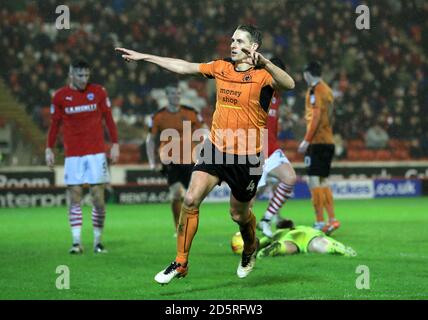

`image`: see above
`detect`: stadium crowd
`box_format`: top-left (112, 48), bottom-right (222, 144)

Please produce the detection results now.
top-left (1, 0), bottom-right (427, 162)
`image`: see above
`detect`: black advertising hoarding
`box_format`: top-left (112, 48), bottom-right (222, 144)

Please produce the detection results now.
top-left (1, 165), bottom-right (427, 208)
top-left (294, 163), bottom-right (428, 179)
top-left (0, 171), bottom-right (55, 188)
top-left (0, 187), bottom-right (67, 208)
top-left (125, 164), bottom-right (428, 184)
top-left (113, 185), bottom-right (169, 204)
top-left (126, 169), bottom-right (168, 186)
top-left (0, 185), bottom-right (170, 208)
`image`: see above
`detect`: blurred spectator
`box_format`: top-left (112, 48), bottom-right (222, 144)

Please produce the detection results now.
top-left (333, 133), bottom-right (347, 159)
top-left (0, 0), bottom-right (427, 162)
top-left (278, 108), bottom-right (298, 140)
top-left (365, 123), bottom-right (390, 149)
top-left (411, 132), bottom-right (428, 158)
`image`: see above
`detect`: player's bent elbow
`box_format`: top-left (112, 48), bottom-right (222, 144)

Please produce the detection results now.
top-left (285, 170), bottom-right (297, 186)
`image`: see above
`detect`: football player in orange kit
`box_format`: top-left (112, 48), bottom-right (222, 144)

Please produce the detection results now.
top-left (298, 61), bottom-right (340, 235)
top-left (116, 24), bottom-right (295, 284)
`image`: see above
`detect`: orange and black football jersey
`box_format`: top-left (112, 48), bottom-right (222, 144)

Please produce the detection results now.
top-left (151, 105), bottom-right (204, 164)
top-left (304, 80), bottom-right (334, 144)
top-left (199, 59), bottom-right (275, 155)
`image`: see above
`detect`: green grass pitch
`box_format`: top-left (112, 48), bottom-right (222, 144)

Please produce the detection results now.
top-left (0, 197), bottom-right (427, 300)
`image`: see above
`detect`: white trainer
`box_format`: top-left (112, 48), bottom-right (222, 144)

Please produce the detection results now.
top-left (154, 261), bottom-right (188, 285)
top-left (237, 239), bottom-right (259, 278)
top-left (69, 243), bottom-right (83, 254)
top-left (313, 221), bottom-right (326, 231)
top-left (257, 219), bottom-right (273, 238)
top-left (94, 243), bottom-right (108, 254)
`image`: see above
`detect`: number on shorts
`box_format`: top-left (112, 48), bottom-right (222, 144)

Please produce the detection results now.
top-left (304, 156), bottom-right (311, 167)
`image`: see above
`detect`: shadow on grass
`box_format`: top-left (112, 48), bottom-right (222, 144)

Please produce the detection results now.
top-left (158, 273), bottom-right (322, 297)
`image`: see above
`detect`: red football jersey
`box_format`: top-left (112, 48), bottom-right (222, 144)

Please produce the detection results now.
top-left (266, 92), bottom-right (281, 157)
top-left (47, 83), bottom-right (118, 157)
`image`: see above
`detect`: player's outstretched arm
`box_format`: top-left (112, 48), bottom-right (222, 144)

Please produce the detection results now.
top-left (115, 48), bottom-right (200, 75)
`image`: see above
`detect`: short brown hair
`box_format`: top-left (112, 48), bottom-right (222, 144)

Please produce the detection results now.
top-left (236, 24), bottom-right (262, 48)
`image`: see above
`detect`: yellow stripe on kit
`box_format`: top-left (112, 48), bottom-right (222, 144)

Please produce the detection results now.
top-left (218, 103), bottom-right (242, 110)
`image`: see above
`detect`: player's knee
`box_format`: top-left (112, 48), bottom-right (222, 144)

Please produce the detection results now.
top-left (284, 241), bottom-right (298, 254)
top-left (170, 188), bottom-right (182, 200)
top-left (282, 170), bottom-right (297, 186)
top-left (69, 189), bottom-right (82, 205)
top-left (276, 164), bottom-right (296, 186)
top-left (308, 176), bottom-right (321, 189)
top-left (183, 192), bottom-right (200, 209)
top-left (308, 237), bottom-right (327, 253)
top-left (170, 183), bottom-right (185, 200)
top-left (171, 194), bottom-right (183, 202)
top-left (230, 208), bottom-right (247, 224)
top-left (320, 177), bottom-right (329, 187)
top-left (91, 195), bottom-right (105, 208)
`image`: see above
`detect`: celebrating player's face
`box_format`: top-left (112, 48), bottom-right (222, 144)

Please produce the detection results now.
top-left (230, 30), bottom-right (254, 62)
top-left (70, 67), bottom-right (90, 90)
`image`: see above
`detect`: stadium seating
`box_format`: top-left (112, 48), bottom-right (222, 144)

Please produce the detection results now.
top-left (347, 139), bottom-right (365, 149)
top-left (374, 150), bottom-right (392, 161)
top-left (117, 143), bottom-right (141, 164)
top-left (0, 1), bottom-right (427, 163)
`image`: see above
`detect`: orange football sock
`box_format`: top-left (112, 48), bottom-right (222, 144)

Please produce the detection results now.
top-left (311, 187), bottom-right (324, 222)
top-left (322, 187), bottom-right (336, 222)
top-left (171, 199), bottom-right (182, 230)
top-left (238, 210), bottom-right (257, 255)
top-left (175, 206), bottom-right (199, 265)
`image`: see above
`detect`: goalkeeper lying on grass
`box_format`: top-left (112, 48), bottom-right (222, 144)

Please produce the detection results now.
top-left (256, 225), bottom-right (356, 259)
